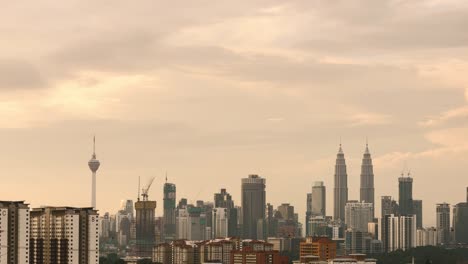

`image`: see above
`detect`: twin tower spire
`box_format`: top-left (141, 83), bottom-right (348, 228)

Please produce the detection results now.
top-left (333, 141), bottom-right (375, 221)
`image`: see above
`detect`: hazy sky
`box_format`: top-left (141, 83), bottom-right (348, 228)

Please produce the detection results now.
top-left (1, 0), bottom-right (468, 227)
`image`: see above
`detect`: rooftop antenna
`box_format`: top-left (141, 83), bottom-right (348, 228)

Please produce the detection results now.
top-left (401, 161), bottom-right (408, 176)
top-left (166, 171), bottom-right (168, 183)
top-left (137, 176), bottom-right (141, 201)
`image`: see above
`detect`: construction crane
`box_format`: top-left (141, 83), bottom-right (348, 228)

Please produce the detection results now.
top-left (141, 176), bottom-right (155, 201)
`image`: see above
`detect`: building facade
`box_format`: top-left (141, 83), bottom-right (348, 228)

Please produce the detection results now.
top-left (334, 145), bottom-right (348, 222)
top-left (360, 143), bottom-right (374, 219)
top-left (381, 196), bottom-right (399, 218)
top-left (453, 202), bottom-right (468, 244)
top-left (30, 206), bottom-right (99, 264)
top-left (0, 201), bottom-right (30, 264)
top-left (412, 200), bottom-right (423, 229)
top-left (135, 200), bottom-right (157, 258)
top-left (398, 175), bottom-right (413, 216)
top-left (436, 203), bottom-right (450, 245)
top-left (345, 201), bottom-right (374, 233)
top-left (380, 214), bottom-right (416, 252)
top-left (164, 182), bottom-right (177, 241)
top-left (416, 227), bottom-right (438, 247)
top-left (212, 207), bottom-right (229, 238)
top-left (312, 182), bottom-right (326, 217)
top-left (214, 188), bottom-right (238, 237)
top-left (241, 175), bottom-right (266, 240)
top-left (299, 237), bottom-right (337, 261)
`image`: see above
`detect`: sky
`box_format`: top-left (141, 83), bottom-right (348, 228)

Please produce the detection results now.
top-left (1, 0), bottom-right (468, 227)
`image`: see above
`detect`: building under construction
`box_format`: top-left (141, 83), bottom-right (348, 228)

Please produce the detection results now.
top-left (135, 177), bottom-right (157, 258)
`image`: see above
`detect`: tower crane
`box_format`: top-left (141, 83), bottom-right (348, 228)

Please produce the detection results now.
top-left (141, 177), bottom-right (155, 201)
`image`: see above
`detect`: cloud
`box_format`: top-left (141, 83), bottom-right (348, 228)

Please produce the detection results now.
top-left (0, 59), bottom-right (46, 90)
top-left (347, 112), bottom-right (393, 127)
top-left (419, 105), bottom-right (468, 127)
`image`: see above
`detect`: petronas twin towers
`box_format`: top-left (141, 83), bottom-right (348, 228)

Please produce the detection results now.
top-left (333, 142), bottom-right (375, 221)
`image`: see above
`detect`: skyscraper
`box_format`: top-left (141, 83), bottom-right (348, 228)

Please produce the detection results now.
top-left (215, 188), bottom-right (235, 208)
top-left (212, 207), bottom-right (229, 238)
top-left (334, 144), bottom-right (348, 221)
top-left (120, 199), bottom-right (134, 218)
top-left (214, 188), bottom-right (238, 236)
top-left (306, 193), bottom-right (312, 236)
top-left (312, 181), bottom-right (326, 217)
top-left (360, 142), bottom-right (374, 218)
top-left (242, 174), bottom-right (266, 239)
top-left (0, 201), bottom-right (30, 264)
top-left (88, 136), bottom-right (101, 209)
top-left (381, 196), bottom-right (399, 218)
top-left (412, 200), bottom-right (423, 229)
top-left (398, 174), bottom-right (413, 216)
top-left (163, 180), bottom-right (176, 241)
top-left (436, 203), bottom-right (450, 245)
top-left (278, 203), bottom-right (295, 220)
top-left (453, 202), bottom-right (468, 244)
top-left (135, 182), bottom-right (157, 258)
top-left (345, 201), bottom-right (374, 232)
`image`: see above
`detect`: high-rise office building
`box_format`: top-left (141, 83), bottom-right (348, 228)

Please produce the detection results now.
top-left (88, 136), bottom-right (101, 209)
top-left (163, 181), bottom-right (177, 241)
top-left (212, 207), bottom-right (229, 238)
top-left (312, 181), bottom-right (326, 217)
top-left (436, 203), bottom-right (450, 245)
top-left (398, 174), bottom-right (413, 216)
top-left (305, 193), bottom-right (312, 236)
top-left (119, 216), bottom-right (131, 246)
top-left (307, 216), bottom-right (330, 237)
top-left (120, 199), bottom-right (134, 218)
top-left (277, 203), bottom-right (294, 221)
top-left (214, 188), bottom-right (238, 237)
top-left (215, 188), bottom-right (235, 208)
top-left (176, 207), bottom-right (208, 240)
top-left (30, 206), bottom-right (99, 264)
top-left (334, 144), bottom-right (348, 221)
top-left (135, 199), bottom-right (157, 257)
top-left (360, 142), bottom-right (375, 219)
top-left (381, 196), bottom-right (393, 217)
top-left (0, 201), bottom-right (30, 264)
top-left (100, 212), bottom-right (111, 238)
top-left (412, 200), bottom-right (423, 229)
top-left (345, 229), bottom-right (373, 254)
top-left (345, 201), bottom-right (374, 232)
top-left (453, 202), bottom-right (468, 244)
top-left (241, 174), bottom-right (266, 239)
top-left (380, 214), bottom-right (416, 252)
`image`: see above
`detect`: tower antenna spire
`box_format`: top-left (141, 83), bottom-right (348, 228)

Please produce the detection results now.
top-left (137, 176), bottom-right (141, 201)
top-left (93, 135), bottom-right (96, 155)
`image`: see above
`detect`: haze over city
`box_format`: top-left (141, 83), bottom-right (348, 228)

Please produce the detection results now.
top-left (2, 0), bottom-right (468, 230)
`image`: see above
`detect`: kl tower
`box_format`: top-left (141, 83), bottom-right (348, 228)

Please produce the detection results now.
top-left (88, 136), bottom-right (101, 208)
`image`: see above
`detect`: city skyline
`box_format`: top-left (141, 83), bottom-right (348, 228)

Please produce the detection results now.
top-left (1, 1), bottom-right (468, 229)
top-left (3, 139), bottom-right (465, 229)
